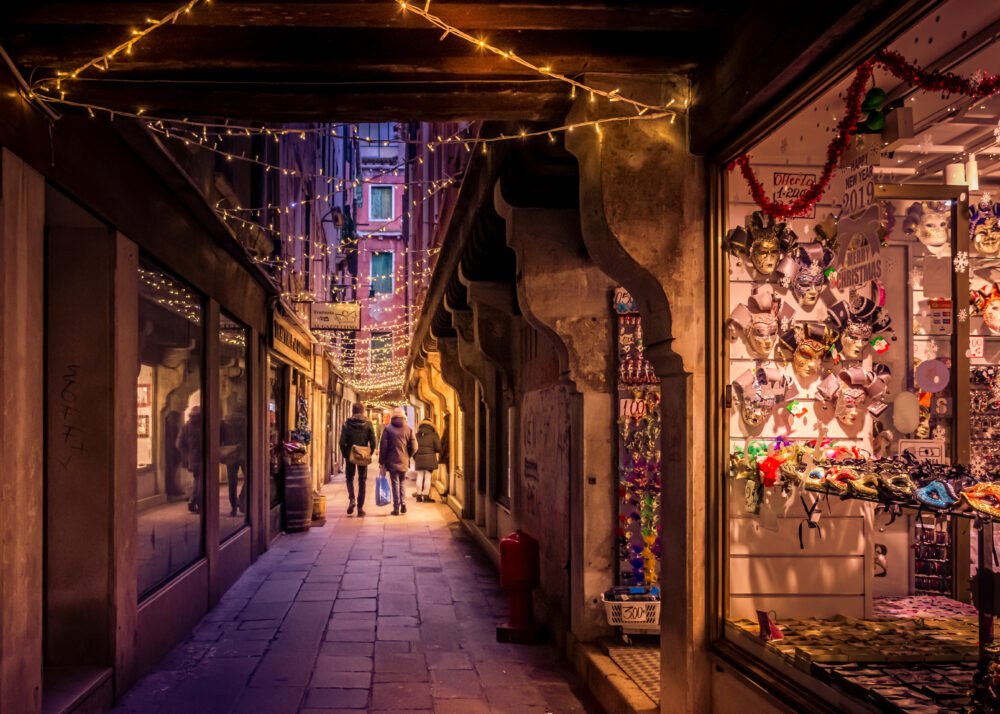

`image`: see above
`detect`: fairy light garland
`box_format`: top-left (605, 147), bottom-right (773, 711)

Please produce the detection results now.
top-left (733, 50), bottom-right (1000, 219)
top-left (397, 0), bottom-right (678, 117)
top-left (32, 0), bottom-right (209, 100)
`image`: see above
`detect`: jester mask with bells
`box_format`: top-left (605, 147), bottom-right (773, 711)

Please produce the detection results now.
top-left (732, 367), bottom-right (798, 427)
top-left (730, 284), bottom-right (795, 357)
top-left (727, 210), bottom-right (797, 276)
top-left (776, 242), bottom-right (835, 308)
top-left (903, 201), bottom-right (951, 256)
top-left (826, 288), bottom-right (892, 361)
top-left (971, 283), bottom-right (1000, 335)
top-left (971, 196), bottom-right (1000, 256)
top-left (817, 358), bottom-right (891, 427)
top-left (779, 323), bottom-right (838, 379)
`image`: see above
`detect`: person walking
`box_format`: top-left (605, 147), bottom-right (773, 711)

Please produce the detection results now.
top-left (378, 406), bottom-right (417, 516)
top-left (413, 419), bottom-right (442, 503)
top-left (339, 403), bottom-right (376, 516)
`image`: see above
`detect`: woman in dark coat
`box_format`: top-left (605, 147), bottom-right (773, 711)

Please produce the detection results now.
top-left (413, 419), bottom-right (442, 503)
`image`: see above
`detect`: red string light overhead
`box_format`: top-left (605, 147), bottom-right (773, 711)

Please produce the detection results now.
top-left (731, 50), bottom-right (1000, 219)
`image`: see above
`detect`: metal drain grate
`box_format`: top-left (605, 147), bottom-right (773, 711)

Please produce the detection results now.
top-left (608, 645), bottom-right (660, 705)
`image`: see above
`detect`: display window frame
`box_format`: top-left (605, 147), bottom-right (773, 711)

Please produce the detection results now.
top-left (218, 310), bottom-right (252, 544)
top-left (705, 7), bottom-right (996, 709)
top-left (136, 255), bottom-right (208, 602)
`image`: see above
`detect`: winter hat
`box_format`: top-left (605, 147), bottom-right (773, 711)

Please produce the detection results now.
top-left (392, 407), bottom-right (405, 418)
top-left (352, 403), bottom-right (364, 415)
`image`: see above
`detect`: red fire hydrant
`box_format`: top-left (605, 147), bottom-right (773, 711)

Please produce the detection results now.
top-left (497, 530), bottom-right (542, 644)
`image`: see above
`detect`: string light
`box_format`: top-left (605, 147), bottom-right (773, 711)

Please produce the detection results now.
top-left (398, 0), bottom-right (677, 116)
top-left (32, 0), bottom-right (209, 98)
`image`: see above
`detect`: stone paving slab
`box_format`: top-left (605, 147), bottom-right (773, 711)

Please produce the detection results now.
top-left (112, 483), bottom-right (602, 714)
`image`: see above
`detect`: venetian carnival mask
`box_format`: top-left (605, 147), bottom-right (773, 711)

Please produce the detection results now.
top-left (730, 285), bottom-right (794, 357)
top-left (903, 201), bottom-right (951, 255)
top-left (818, 359), bottom-right (890, 427)
top-left (732, 367), bottom-right (796, 427)
top-left (777, 243), bottom-right (834, 308)
top-left (826, 289), bottom-right (891, 362)
top-left (727, 211), bottom-right (797, 276)
top-left (972, 197), bottom-right (1000, 256)
top-left (780, 323), bottom-right (837, 379)
top-left (972, 284), bottom-right (1000, 334)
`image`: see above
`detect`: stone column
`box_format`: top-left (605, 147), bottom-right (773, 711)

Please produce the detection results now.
top-left (566, 75), bottom-right (709, 713)
top-left (495, 189), bottom-right (617, 645)
top-left (0, 148), bottom-right (44, 714)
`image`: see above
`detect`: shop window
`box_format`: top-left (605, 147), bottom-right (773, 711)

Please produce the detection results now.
top-left (268, 361), bottom-right (286, 508)
top-left (719, 8), bottom-right (996, 706)
top-left (371, 331), bottom-right (391, 367)
top-left (369, 185), bottom-right (393, 221)
top-left (370, 251), bottom-right (393, 295)
top-left (136, 262), bottom-right (204, 599)
top-left (219, 313), bottom-right (249, 541)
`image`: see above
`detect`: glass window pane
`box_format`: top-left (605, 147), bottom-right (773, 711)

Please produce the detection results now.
top-left (269, 361), bottom-right (285, 508)
top-left (371, 252), bottom-right (393, 295)
top-left (219, 314), bottom-right (249, 541)
top-left (137, 262), bottom-right (203, 599)
top-left (370, 185), bottom-right (392, 220)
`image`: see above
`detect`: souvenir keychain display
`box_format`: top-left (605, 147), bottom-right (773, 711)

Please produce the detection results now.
top-left (614, 289), bottom-right (661, 588)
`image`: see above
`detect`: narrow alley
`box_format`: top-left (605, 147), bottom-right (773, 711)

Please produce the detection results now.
top-left (3, 2), bottom-right (1000, 714)
top-left (112, 482), bottom-right (600, 714)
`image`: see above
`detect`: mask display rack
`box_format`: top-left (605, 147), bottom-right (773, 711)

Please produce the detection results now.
top-left (723, 182), bottom-right (1000, 705)
top-left (613, 288), bottom-right (661, 589)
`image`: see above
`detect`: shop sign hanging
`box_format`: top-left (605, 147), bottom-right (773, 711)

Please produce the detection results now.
top-left (834, 204), bottom-right (882, 292)
top-left (839, 141), bottom-right (881, 215)
top-left (772, 171), bottom-right (818, 219)
top-left (272, 314), bottom-right (313, 372)
top-left (310, 302), bottom-right (361, 331)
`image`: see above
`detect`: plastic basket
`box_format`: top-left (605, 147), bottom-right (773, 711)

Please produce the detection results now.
top-left (601, 596), bottom-right (660, 633)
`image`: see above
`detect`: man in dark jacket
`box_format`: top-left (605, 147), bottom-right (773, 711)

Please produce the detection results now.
top-left (339, 403), bottom-right (376, 516)
top-left (413, 419), bottom-right (442, 503)
top-left (378, 407), bottom-right (418, 516)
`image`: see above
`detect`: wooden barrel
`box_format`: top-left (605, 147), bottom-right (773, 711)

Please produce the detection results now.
top-left (284, 462), bottom-right (313, 532)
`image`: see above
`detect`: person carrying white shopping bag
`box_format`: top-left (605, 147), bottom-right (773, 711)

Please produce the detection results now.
top-left (413, 419), bottom-right (442, 503)
top-left (378, 407), bottom-right (417, 516)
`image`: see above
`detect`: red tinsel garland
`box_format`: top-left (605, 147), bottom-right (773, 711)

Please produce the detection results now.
top-left (732, 50), bottom-right (1000, 219)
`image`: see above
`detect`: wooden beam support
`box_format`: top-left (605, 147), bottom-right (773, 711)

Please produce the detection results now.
top-left (45, 83), bottom-right (573, 121)
top-left (5, 2), bottom-right (724, 33)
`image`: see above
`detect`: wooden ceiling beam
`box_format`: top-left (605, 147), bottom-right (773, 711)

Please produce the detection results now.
top-left (5, 2), bottom-right (721, 33)
top-left (3, 26), bottom-right (705, 73)
top-left (46, 83), bottom-right (572, 121)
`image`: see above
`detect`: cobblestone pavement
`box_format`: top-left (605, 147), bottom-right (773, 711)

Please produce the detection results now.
top-left (114, 481), bottom-right (602, 713)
